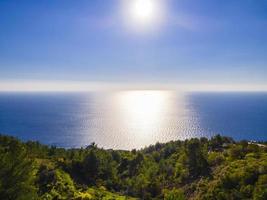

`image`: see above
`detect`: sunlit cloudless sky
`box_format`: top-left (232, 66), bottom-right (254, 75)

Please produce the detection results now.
top-left (0, 0), bottom-right (267, 88)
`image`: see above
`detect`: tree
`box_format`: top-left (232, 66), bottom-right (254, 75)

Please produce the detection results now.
top-left (83, 150), bottom-right (99, 184)
top-left (129, 153), bottom-right (144, 176)
top-left (184, 139), bottom-right (209, 178)
top-left (0, 137), bottom-right (37, 200)
top-left (209, 134), bottom-right (224, 150)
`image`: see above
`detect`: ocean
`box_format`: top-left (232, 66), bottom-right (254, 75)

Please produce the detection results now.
top-left (0, 91), bottom-right (266, 149)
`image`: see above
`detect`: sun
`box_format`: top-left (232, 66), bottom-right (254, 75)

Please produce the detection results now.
top-left (123, 0), bottom-right (163, 30)
top-left (130, 0), bottom-right (156, 23)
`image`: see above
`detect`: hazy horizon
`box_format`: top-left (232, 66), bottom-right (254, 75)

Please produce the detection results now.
top-left (1, 81), bottom-right (267, 92)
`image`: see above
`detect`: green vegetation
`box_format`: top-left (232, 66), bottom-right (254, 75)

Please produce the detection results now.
top-left (0, 134), bottom-right (267, 200)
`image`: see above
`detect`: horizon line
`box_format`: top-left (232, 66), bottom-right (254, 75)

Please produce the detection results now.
top-left (0, 81), bottom-right (267, 92)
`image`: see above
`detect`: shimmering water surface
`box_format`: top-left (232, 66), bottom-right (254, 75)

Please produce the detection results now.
top-left (0, 91), bottom-right (267, 149)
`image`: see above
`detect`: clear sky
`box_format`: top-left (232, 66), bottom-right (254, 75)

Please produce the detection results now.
top-left (0, 0), bottom-right (267, 90)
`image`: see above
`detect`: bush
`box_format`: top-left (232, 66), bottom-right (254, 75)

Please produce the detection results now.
top-left (164, 189), bottom-right (185, 200)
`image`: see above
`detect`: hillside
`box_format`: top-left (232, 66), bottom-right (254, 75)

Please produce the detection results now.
top-left (0, 134), bottom-right (267, 200)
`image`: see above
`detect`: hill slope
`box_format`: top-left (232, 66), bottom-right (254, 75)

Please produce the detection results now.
top-left (0, 134), bottom-right (267, 200)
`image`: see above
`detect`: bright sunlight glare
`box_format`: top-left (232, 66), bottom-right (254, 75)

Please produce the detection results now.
top-left (131, 0), bottom-right (156, 23)
top-left (116, 90), bottom-right (170, 137)
top-left (122, 0), bottom-right (164, 31)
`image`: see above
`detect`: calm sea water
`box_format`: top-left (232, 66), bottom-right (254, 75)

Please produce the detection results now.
top-left (0, 91), bottom-right (266, 149)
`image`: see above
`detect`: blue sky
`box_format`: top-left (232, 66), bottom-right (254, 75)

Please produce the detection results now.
top-left (0, 0), bottom-right (267, 89)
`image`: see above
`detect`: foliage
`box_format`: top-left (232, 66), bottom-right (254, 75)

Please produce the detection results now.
top-left (0, 135), bottom-right (37, 200)
top-left (0, 134), bottom-right (267, 199)
top-left (164, 189), bottom-right (185, 200)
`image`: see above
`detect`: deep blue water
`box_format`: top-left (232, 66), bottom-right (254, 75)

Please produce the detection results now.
top-left (0, 91), bottom-right (266, 149)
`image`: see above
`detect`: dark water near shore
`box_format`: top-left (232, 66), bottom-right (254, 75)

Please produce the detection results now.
top-left (0, 91), bottom-right (266, 149)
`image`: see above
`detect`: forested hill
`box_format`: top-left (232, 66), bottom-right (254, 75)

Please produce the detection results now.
top-left (0, 134), bottom-right (267, 200)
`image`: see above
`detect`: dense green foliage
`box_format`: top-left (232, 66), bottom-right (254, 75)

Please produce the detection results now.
top-left (0, 134), bottom-right (267, 200)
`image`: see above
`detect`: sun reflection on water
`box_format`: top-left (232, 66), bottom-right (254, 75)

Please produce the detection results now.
top-left (116, 90), bottom-right (170, 139)
top-left (86, 90), bottom-right (198, 150)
